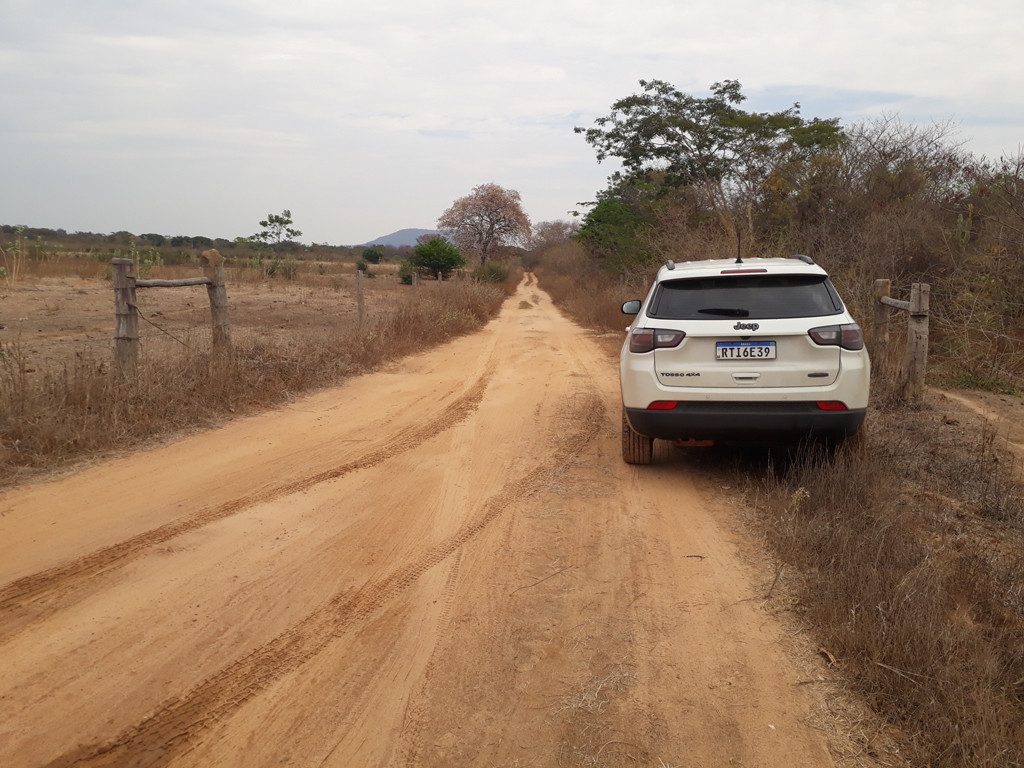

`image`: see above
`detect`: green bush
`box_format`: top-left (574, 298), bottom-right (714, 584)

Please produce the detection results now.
top-left (399, 259), bottom-right (415, 285)
top-left (411, 236), bottom-right (464, 279)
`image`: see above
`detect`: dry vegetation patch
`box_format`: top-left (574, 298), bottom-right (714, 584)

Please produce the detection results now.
top-left (746, 386), bottom-right (1024, 767)
top-left (0, 262), bottom-right (517, 486)
top-left (672, 381), bottom-right (1024, 767)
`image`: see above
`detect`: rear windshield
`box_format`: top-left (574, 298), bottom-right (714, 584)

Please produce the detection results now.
top-left (648, 274), bottom-right (843, 320)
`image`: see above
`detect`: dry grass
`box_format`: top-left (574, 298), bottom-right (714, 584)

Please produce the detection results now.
top-left (0, 266), bottom-right (516, 486)
top-left (693, 368), bottom-right (1024, 768)
top-left (747, 398), bottom-right (1024, 767)
top-left (533, 242), bottom-right (647, 332)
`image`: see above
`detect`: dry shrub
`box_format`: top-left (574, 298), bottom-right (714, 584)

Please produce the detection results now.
top-left (368, 278), bottom-right (505, 361)
top-left (540, 270), bottom-right (635, 332)
top-left (753, 398), bottom-right (1024, 767)
top-left (0, 279), bottom-right (506, 486)
top-left (534, 242), bottom-right (645, 332)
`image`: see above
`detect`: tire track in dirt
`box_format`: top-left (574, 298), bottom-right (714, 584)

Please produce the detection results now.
top-left (389, 545), bottom-right (469, 768)
top-left (42, 390), bottom-right (606, 768)
top-left (395, 319), bottom-right (613, 768)
top-left (317, 546), bottom-right (468, 768)
top-left (0, 373), bottom-right (493, 643)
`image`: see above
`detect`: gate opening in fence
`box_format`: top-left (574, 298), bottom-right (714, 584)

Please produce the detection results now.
top-left (112, 250), bottom-right (231, 370)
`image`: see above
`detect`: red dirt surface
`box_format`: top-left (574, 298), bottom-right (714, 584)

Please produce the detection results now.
top-left (1, 277), bottom-right (852, 767)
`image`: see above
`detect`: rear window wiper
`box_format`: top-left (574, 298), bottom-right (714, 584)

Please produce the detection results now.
top-left (696, 307), bottom-right (749, 317)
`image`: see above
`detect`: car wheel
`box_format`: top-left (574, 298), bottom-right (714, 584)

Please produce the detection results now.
top-left (622, 408), bottom-right (653, 465)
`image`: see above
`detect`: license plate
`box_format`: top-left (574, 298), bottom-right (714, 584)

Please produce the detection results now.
top-left (716, 341), bottom-right (777, 360)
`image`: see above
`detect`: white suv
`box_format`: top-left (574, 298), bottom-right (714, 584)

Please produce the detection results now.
top-left (620, 255), bottom-right (870, 463)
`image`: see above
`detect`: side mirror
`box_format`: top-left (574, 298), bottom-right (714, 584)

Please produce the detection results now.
top-left (621, 300), bottom-right (641, 315)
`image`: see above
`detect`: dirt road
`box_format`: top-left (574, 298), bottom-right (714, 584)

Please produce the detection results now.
top-left (0, 276), bottom-right (838, 767)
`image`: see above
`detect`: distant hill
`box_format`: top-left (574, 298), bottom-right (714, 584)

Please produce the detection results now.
top-left (361, 228), bottom-right (442, 248)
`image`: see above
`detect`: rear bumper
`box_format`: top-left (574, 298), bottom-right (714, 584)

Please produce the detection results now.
top-left (625, 402), bottom-right (867, 442)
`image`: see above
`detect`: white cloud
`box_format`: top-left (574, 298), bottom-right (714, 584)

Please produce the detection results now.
top-left (1, 0), bottom-right (1023, 243)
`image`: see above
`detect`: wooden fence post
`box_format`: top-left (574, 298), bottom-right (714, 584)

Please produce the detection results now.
top-left (200, 249), bottom-right (231, 354)
top-left (872, 278), bottom-right (891, 354)
top-left (112, 258), bottom-right (139, 370)
top-left (356, 268), bottom-right (365, 325)
top-left (874, 279), bottom-right (931, 401)
top-left (903, 282), bottom-right (930, 400)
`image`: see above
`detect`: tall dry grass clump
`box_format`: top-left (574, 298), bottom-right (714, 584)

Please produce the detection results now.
top-left (0, 276), bottom-right (509, 486)
top-left (534, 241), bottom-right (645, 332)
top-left (755, 402), bottom-right (1024, 767)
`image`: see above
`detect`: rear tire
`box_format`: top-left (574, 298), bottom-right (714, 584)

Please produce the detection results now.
top-left (622, 408), bottom-right (653, 465)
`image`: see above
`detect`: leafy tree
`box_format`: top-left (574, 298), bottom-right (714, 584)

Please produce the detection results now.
top-left (575, 197), bottom-right (655, 272)
top-left (410, 236), bottom-right (465, 279)
top-left (361, 245), bottom-right (384, 264)
top-left (576, 79), bottom-right (842, 187)
top-left (575, 79), bottom-right (845, 239)
top-left (437, 183), bottom-right (531, 264)
top-left (254, 209), bottom-right (302, 250)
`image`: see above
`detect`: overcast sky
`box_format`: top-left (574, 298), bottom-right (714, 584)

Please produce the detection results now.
top-left (2, 1), bottom-right (1022, 246)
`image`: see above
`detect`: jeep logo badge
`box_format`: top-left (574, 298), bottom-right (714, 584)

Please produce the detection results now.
top-left (734, 321), bottom-right (760, 331)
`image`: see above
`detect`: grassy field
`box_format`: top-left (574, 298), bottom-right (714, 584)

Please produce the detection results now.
top-left (0, 256), bottom-right (517, 486)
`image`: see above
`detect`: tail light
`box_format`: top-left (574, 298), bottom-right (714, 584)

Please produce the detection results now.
top-left (816, 401), bottom-right (849, 411)
top-left (808, 323), bottom-right (864, 351)
top-left (629, 328), bottom-right (686, 353)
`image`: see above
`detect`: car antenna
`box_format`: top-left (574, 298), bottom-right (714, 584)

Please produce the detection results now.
top-left (735, 231), bottom-right (743, 264)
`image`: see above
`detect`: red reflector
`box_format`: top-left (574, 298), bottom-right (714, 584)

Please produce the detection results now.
top-left (647, 401), bottom-right (678, 410)
top-left (816, 401), bottom-right (848, 411)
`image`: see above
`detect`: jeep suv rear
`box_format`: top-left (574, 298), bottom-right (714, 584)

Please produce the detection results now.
top-left (620, 256), bottom-right (870, 463)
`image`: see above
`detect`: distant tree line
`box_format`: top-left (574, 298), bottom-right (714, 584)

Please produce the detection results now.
top-left (0, 223), bottom-right (414, 264)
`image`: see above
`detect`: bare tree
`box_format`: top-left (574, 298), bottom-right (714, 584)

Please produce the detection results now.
top-left (529, 219), bottom-right (578, 251)
top-left (438, 183), bottom-right (531, 264)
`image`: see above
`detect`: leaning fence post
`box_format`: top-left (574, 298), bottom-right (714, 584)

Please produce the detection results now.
top-left (903, 282), bottom-right (930, 400)
top-left (201, 249), bottom-right (231, 355)
top-left (872, 278), bottom-right (891, 354)
top-left (112, 258), bottom-right (139, 370)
